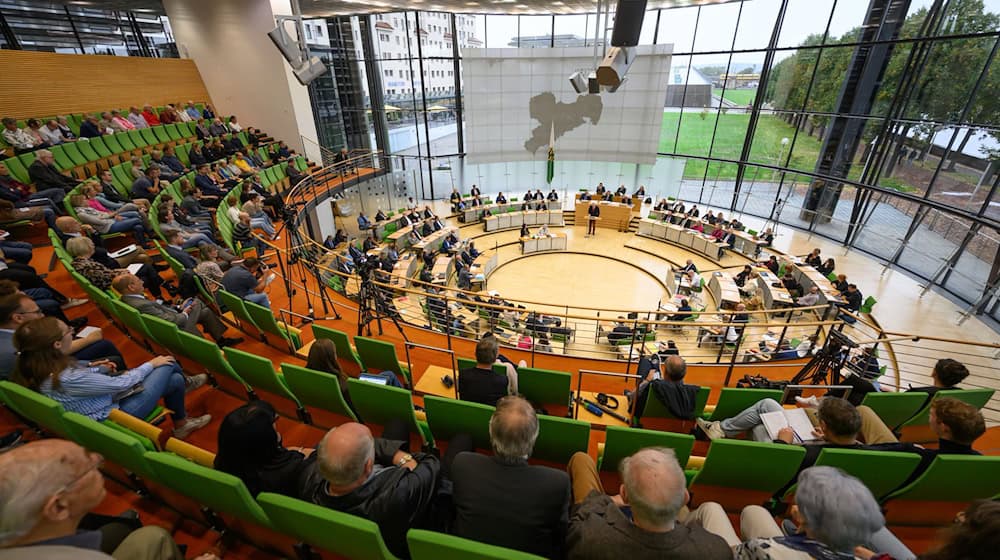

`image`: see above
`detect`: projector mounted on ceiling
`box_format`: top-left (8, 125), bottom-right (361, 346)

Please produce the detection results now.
top-left (566, 0), bottom-right (646, 94)
top-left (268, 15), bottom-right (329, 86)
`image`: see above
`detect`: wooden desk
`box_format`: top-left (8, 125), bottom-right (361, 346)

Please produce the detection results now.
top-left (459, 202), bottom-right (521, 223)
top-left (575, 192), bottom-right (642, 211)
top-left (574, 391), bottom-right (630, 427)
top-left (387, 223), bottom-right (416, 250)
top-left (484, 210), bottom-right (564, 232)
top-left (389, 253), bottom-right (417, 287)
top-left (430, 255), bottom-right (452, 284)
top-left (636, 218), bottom-right (725, 262)
top-left (708, 272), bottom-right (742, 309)
top-left (756, 269), bottom-right (795, 308)
top-left (731, 230), bottom-right (765, 258)
top-left (416, 364), bottom-right (458, 399)
top-left (521, 233), bottom-right (568, 254)
top-left (789, 262), bottom-right (845, 305)
top-left (469, 250), bottom-right (497, 291)
top-left (413, 226), bottom-right (457, 254)
top-left (574, 201), bottom-right (632, 231)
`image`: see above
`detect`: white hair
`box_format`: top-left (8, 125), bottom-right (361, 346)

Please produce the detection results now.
top-left (620, 447), bottom-right (686, 528)
top-left (0, 443), bottom-right (79, 545)
top-left (795, 466), bottom-right (884, 552)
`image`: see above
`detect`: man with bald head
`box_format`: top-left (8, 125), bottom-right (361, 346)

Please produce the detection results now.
top-left (566, 447), bottom-right (736, 559)
top-left (299, 419), bottom-right (446, 557)
top-left (450, 395), bottom-right (570, 558)
top-left (0, 439), bottom-right (207, 559)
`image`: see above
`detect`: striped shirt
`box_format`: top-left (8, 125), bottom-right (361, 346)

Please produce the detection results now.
top-left (40, 362), bottom-right (154, 421)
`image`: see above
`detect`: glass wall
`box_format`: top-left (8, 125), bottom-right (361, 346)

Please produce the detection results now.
top-left (310, 0), bottom-right (1000, 323)
top-left (0, 1), bottom-right (176, 57)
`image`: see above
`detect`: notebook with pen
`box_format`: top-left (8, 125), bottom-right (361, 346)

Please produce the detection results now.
top-left (760, 408), bottom-right (820, 443)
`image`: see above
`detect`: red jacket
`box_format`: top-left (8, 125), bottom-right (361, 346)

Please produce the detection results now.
top-left (142, 110), bottom-right (161, 125)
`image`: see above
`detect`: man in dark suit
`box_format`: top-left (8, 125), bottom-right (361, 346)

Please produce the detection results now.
top-left (113, 273), bottom-right (242, 347)
top-left (458, 337), bottom-right (515, 406)
top-left (586, 202), bottom-right (600, 236)
top-left (566, 447), bottom-right (736, 559)
top-left (27, 149), bottom-right (77, 191)
top-left (165, 230), bottom-right (198, 269)
top-left (450, 396), bottom-right (571, 558)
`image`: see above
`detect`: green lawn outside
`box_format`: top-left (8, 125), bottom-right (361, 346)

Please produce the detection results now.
top-left (712, 88), bottom-right (757, 106)
top-left (659, 111), bottom-right (823, 180)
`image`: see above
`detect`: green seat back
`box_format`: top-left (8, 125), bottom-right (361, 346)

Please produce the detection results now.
top-left (600, 425), bottom-right (695, 471)
top-left (691, 439), bottom-right (805, 493)
top-left (165, 123), bottom-right (183, 140)
top-left (639, 385), bottom-right (710, 421)
top-left (3, 154), bottom-right (31, 183)
top-left (407, 529), bottom-right (544, 560)
top-left (311, 324), bottom-right (364, 372)
top-left (144, 451), bottom-right (270, 526)
top-left (223, 347), bottom-right (301, 406)
top-left (62, 411), bottom-right (156, 479)
top-left (102, 133), bottom-right (124, 154)
top-left (423, 395), bottom-right (492, 449)
top-left (62, 141), bottom-right (89, 166)
top-left (901, 389), bottom-right (995, 427)
top-left (140, 127), bottom-right (158, 146)
top-left (50, 145), bottom-right (75, 171)
top-left (116, 130), bottom-right (137, 151)
top-left (813, 448), bottom-right (922, 499)
top-left (706, 388), bottom-right (784, 421)
top-left (517, 367), bottom-right (572, 409)
top-left (281, 363), bottom-right (358, 421)
top-left (175, 330), bottom-right (249, 390)
top-left (141, 314), bottom-right (184, 354)
top-left (860, 296), bottom-right (878, 313)
top-left (534, 414), bottom-right (590, 463)
top-left (76, 138), bottom-right (101, 162)
top-left (885, 455), bottom-right (1000, 503)
top-left (0, 380), bottom-right (69, 437)
top-left (217, 289), bottom-right (255, 327)
top-left (258, 493), bottom-right (398, 560)
top-left (346, 379), bottom-right (431, 444)
top-left (859, 392), bottom-right (930, 430)
top-left (108, 299), bottom-right (155, 343)
top-left (176, 143), bottom-right (191, 166)
top-left (355, 336), bottom-right (411, 385)
top-left (245, 300), bottom-right (300, 349)
top-left (152, 125), bottom-right (171, 143)
top-left (90, 136), bottom-right (113, 158)
top-left (128, 129), bottom-right (147, 148)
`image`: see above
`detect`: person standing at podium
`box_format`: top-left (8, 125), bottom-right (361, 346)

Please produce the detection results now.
top-left (586, 202), bottom-right (600, 237)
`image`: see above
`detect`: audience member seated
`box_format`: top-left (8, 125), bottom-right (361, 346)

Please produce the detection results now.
top-left (125, 106), bottom-right (148, 129)
top-left (0, 291), bottom-right (123, 379)
top-left (796, 285), bottom-right (821, 307)
top-left (208, 117), bottom-right (227, 136)
top-left (70, 194), bottom-right (150, 248)
top-left (0, 439), bottom-right (216, 559)
top-left (629, 356), bottom-right (700, 420)
top-left (566, 447), bottom-right (736, 559)
top-left (458, 336), bottom-right (519, 406)
top-left (77, 115), bottom-right (103, 138)
top-left (735, 467), bottom-right (886, 560)
top-left (306, 338), bottom-right (400, 419)
top-left (804, 248), bottom-right (822, 267)
top-left (28, 149), bottom-right (77, 192)
top-left (298, 417), bottom-right (461, 558)
top-left (817, 257), bottom-right (836, 276)
top-left (113, 273), bottom-right (239, 347)
top-left (832, 273), bottom-right (849, 294)
top-left (2, 117), bottom-right (44, 153)
top-left (39, 119), bottom-right (67, 146)
top-left (214, 400), bottom-right (312, 497)
top-left (221, 257), bottom-right (270, 308)
top-left (860, 499), bottom-right (1000, 560)
top-left (54, 217), bottom-right (148, 269)
top-left (0, 160), bottom-right (65, 213)
top-left (131, 166), bottom-right (164, 201)
top-left (451, 396), bottom-right (571, 557)
top-left (67, 236), bottom-right (164, 298)
top-left (232, 212), bottom-right (265, 256)
top-left (11, 316), bottom-right (210, 436)
top-left (140, 104), bottom-right (160, 126)
top-left (837, 283), bottom-right (863, 322)
top-left (762, 255), bottom-right (780, 273)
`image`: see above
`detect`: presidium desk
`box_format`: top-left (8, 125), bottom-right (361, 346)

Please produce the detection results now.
top-left (573, 200), bottom-right (633, 231)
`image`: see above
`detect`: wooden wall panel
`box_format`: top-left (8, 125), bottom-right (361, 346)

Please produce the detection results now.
top-left (0, 50), bottom-right (212, 119)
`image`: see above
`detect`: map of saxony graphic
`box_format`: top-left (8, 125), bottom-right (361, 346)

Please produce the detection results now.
top-left (523, 92), bottom-right (604, 155)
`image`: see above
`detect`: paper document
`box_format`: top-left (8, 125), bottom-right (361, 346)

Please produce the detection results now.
top-left (126, 263), bottom-right (144, 275)
top-left (264, 273), bottom-right (277, 286)
top-left (75, 326), bottom-right (101, 339)
top-left (109, 244), bottom-right (138, 258)
top-left (760, 408), bottom-right (819, 443)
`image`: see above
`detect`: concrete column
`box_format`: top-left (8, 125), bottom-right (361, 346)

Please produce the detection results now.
top-left (162, 0), bottom-right (321, 162)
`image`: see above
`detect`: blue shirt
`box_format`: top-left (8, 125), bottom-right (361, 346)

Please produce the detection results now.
top-left (40, 361), bottom-right (154, 421)
top-left (221, 265), bottom-right (258, 298)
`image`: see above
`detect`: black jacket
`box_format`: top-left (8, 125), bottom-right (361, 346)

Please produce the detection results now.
top-left (28, 160), bottom-right (76, 191)
top-left (299, 437), bottom-right (442, 558)
top-left (451, 453), bottom-right (570, 559)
